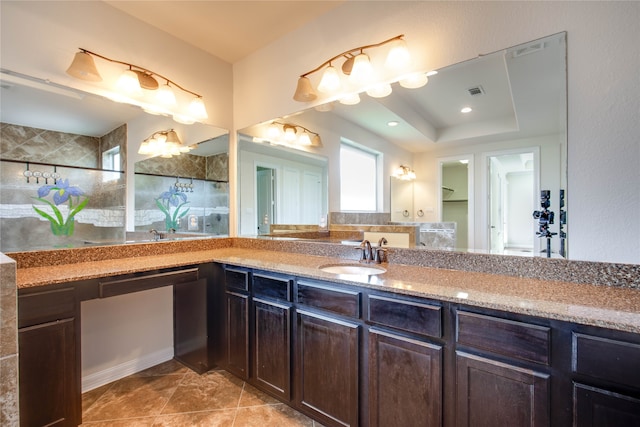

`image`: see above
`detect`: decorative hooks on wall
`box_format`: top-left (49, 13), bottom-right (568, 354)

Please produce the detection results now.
top-left (23, 163), bottom-right (61, 184)
top-left (174, 176), bottom-right (194, 193)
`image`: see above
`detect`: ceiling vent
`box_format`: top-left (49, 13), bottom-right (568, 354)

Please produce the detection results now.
top-left (467, 86), bottom-right (485, 96)
top-left (512, 42), bottom-right (546, 58)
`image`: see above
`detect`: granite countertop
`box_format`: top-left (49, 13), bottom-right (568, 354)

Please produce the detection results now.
top-left (15, 246), bottom-right (640, 335)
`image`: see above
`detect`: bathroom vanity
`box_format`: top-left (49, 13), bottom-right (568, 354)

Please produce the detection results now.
top-left (12, 238), bottom-right (640, 426)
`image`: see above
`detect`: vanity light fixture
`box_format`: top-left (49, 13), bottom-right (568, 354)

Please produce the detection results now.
top-left (138, 129), bottom-right (194, 158)
top-left (265, 122), bottom-right (323, 148)
top-left (393, 165), bottom-right (416, 181)
top-left (293, 34), bottom-right (427, 103)
top-left (66, 48), bottom-right (208, 123)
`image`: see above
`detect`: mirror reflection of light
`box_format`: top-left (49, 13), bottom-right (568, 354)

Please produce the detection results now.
top-left (456, 292), bottom-right (469, 299)
top-left (460, 107), bottom-right (472, 113)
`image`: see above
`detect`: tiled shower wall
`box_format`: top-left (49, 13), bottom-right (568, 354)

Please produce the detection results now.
top-left (134, 152), bottom-right (229, 182)
top-left (0, 123), bottom-right (128, 251)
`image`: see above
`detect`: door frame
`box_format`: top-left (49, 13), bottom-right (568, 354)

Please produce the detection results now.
top-left (437, 154), bottom-right (474, 250)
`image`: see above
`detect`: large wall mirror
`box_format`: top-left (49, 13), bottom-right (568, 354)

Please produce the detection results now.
top-left (0, 70), bottom-right (229, 251)
top-left (238, 32), bottom-right (567, 258)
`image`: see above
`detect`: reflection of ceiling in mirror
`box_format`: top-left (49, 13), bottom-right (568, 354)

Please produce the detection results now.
top-left (0, 70), bottom-right (144, 137)
top-left (291, 33), bottom-right (566, 154)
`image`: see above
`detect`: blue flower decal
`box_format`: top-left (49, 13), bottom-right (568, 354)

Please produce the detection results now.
top-left (33, 179), bottom-right (89, 236)
top-left (158, 186), bottom-right (187, 207)
top-left (155, 186), bottom-right (190, 230)
top-left (37, 179), bottom-right (85, 205)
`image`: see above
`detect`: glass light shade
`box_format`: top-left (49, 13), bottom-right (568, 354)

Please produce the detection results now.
top-left (310, 134), bottom-right (323, 147)
top-left (173, 114), bottom-right (196, 125)
top-left (399, 72), bottom-right (429, 89)
top-left (189, 97), bottom-right (208, 119)
top-left (366, 83), bottom-right (392, 98)
top-left (317, 65), bottom-right (341, 93)
top-left (267, 123), bottom-right (281, 139)
top-left (339, 93), bottom-right (361, 105)
top-left (298, 132), bottom-right (312, 146)
top-left (116, 69), bottom-right (142, 96)
top-left (156, 83), bottom-right (176, 105)
top-left (293, 76), bottom-right (318, 102)
top-left (349, 53), bottom-right (373, 84)
top-left (385, 39), bottom-right (411, 70)
top-left (66, 51), bottom-right (102, 81)
top-left (284, 126), bottom-right (297, 142)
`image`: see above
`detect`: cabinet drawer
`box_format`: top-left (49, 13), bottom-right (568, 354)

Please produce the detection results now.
top-left (457, 311), bottom-right (550, 365)
top-left (225, 268), bottom-right (249, 292)
top-left (297, 281), bottom-right (361, 318)
top-left (253, 273), bottom-right (292, 301)
top-left (19, 287), bottom-right (76, 328)
top-left (99, 268), bottom-right (198, 298)
top-left (367, 295), bottom-right (441, 338)
top-left (572, 333), bottom-right (640, 389)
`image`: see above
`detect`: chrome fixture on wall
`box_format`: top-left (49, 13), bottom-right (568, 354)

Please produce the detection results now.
top-left (66, 48), bottom-right (208, 124)
top-left (292, 35), bottom-right (429, 105)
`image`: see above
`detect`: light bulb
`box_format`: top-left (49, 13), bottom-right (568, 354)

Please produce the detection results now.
top-left (399, 72), bottom-right (429, 89)
top-left (173, 114), bottom-right (196, 125)
top-left (339, 93), bottom-right (360, 105)
top-left (156, 83), bottom-right (176, 105)
top-left (284, 126), bottom-right (297, 142)
top-left (317, 65), bottom-right (341, 93)
top-left (366, 83), bottom-right (392, 98)
top-left (349, 53), bottom-right (373, 84)
top-left (116, 68), bottom-right (142, 96)
top-left (188, 97), bottom-right (208, 119)
top-left (385, 38), bottom-right (411, 70)
top-left (267, 123), bottom-right (281, 139)
top-left (298, 132), bottom-right (312, 146)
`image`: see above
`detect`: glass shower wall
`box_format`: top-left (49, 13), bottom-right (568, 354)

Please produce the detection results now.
top-left (134, 173), bottom-right (229, 236)
top-left (0, 161), bottom-right (126, 252)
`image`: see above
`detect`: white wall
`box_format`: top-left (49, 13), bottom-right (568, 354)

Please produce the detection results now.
top-left (234, 1), bottom-right (640, 264)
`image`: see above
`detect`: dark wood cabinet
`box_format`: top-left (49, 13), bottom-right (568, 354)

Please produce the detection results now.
top-left (574, 383), bottom-right (640, 427)
top-left (368, 328), bottom-right (442, 427)
top-left (456, 351), bottom-right (550, 427)
top-left (225, 290), bottom-right (250, 379)
top-left (296, 309), bottom-right (360, 427)
top-left (571, 331), bottom-right (640, 427)
top-left (224, 267), bottom-right (251, 379)
top-left (253, 298), bottom-right (292, 400)
top-left (18, 287), bottom-right (79, 427)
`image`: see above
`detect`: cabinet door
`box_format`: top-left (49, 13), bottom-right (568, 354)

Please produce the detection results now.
top-left (369, 329), bottom-right (442, 427)
top-left (225, 290), bottom-right (250, 379)
top-left (296, 310), bottom-right (360, 427)
top-left (574, 383), bottom-right (640, 427)
top-left (456, 352), bottom-right (550, 427)
top-left (174, 278), bottom-right (210, 374)
top-left (253, 298), bottom-right (292, 400)
top-left (19, 318), bottom-right (78, 427)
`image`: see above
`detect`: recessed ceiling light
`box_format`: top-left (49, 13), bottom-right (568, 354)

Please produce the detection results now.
top-left (387, 121), bottom-right (399, 127)
top-left (461, 107), bottom-right (472, 113)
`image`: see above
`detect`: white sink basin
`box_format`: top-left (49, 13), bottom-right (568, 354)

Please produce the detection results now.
top-left (319, 264), bottom-right (386, 276)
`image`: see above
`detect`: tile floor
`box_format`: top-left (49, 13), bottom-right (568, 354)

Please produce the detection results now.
top-left (81, 360), bottom-right (323, 426)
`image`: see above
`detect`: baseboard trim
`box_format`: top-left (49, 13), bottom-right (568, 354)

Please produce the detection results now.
top-left (82, 347), bottom-right (174, 393)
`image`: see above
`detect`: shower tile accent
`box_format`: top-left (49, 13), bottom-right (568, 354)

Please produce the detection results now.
top-left (329, 212), bottom-right (391, 225)
top-left (1, 122), bottom-right (100, 168)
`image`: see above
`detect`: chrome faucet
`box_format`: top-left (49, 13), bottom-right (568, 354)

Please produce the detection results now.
top-left (356, 240), bottom-right (374, 262)
top-left (374, 237), bottom-right (388, 263)
top-left (149, 229), bottom-right (163, 241)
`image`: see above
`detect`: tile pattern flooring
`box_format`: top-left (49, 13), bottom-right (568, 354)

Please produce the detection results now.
top-left (81, 360), bottom-right (323, 426)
